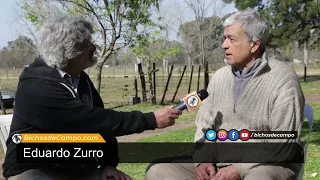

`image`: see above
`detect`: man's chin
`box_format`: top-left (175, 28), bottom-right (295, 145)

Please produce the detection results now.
top-left (87, 57), bottom-right (98, 68)
top-left (224, 58), bottom-right (233, 65)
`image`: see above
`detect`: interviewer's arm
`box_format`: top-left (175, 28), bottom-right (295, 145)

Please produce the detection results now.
top-left (32, 88), bottom-right (163, 136)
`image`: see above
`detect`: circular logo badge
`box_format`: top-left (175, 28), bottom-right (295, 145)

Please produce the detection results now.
top-left (205, 130), bottom-right (216, 141)
top-left (239, 129), bottom-right (250, 141)
top-left (187, 95), bottom-right (199, 107)
top-left (228, 129), bottom-right (239, 141)
top-left (217, 129), bottom-right (228, 141)
top-left (12, 133), bottom-right (22, 144)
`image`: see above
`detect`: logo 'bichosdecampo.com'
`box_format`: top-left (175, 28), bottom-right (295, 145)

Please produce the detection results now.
top-left (12, 133), bottom-right (106, 144)
top-left (205, 129), bottom-right (297, 141)
top-left (12, 134), bottom-right (22, 144)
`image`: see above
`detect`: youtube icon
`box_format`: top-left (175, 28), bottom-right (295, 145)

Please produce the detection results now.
top-left (240, 129), bottom-right (250, 141)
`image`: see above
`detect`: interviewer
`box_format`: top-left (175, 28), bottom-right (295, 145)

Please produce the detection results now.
top-left (2, 15), bottom-right (182, 180)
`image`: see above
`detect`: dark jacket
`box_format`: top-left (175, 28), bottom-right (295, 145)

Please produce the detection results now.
top-left (3, 57), bottom-right (157, 178)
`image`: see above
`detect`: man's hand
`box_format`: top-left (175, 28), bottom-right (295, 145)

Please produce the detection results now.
top-left (211, 165), bottom-right (240, 180)
top-left (101, 166), bottom-right (132, 180)
top-left (195, 163), bottom-right (217, 180)
top-left (153, 107), bottom-right (182, 128)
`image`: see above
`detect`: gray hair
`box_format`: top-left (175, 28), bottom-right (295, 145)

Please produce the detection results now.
top-left (37, 15), bottom-right (94, 69)
top-left (223, 9), bottom-right (270, 51)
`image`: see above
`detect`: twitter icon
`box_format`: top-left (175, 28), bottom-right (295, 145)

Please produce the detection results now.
top-left (205, 129), bottom-right (216, 141)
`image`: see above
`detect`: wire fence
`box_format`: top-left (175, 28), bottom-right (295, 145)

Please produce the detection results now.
top-left (86, 64), bottom-right (209, 107)
top-left (1, 63), bottom-right (320, 108)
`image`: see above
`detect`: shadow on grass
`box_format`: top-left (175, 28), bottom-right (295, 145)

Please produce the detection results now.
top-left (301, 118), bottom-right (320, 145)
top-left (299, 75), bottom-right (320, 83)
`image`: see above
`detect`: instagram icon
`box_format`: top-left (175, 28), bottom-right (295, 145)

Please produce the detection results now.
top-left (217, 129), bottom-right (228, 141)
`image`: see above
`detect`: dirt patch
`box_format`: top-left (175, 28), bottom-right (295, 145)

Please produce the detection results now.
top-left (117, 121), bottom-right (195, 142)
top-left (305, 94), bottom-right (320, 103)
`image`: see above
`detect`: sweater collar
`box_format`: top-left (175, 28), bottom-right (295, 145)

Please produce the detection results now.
top-left (227, 52), bottom-right (269, 79)
top-left (232, 58), bottom-right (262, 79)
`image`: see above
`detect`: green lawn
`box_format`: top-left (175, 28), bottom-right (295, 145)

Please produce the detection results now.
top-left (0, 69), bottom-right (319, 180)
top-left (0, 75), bottom-right (207, 108)
top-left (115, 73), bottom-right (320, 180)
top-left (117, 103), bottom-right (320, 180)
top-left (300, 75), bottom-right (320, 95)
top-left (116, 125), bottom-right (197, 180)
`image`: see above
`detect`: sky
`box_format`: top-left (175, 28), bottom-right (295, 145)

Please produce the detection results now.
top-left (0, 0), bottom-right (24, 49)
top-left (0, 0), bottom-right (237, 49)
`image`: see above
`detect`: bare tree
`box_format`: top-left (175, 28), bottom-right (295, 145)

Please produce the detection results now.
top-left (16, 0), bottom-right (161, 93)
top-left (183, 0), bottom-right (226, 66)
top-left (167, 0), bottom-right (227, 70)
top-left (155, 4), bottom-right (176, 73)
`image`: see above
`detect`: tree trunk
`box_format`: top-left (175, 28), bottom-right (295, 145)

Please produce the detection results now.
top-left (163, 57), bottom-right (168, 75)
top-left (204, 61), bottom-right (209, 90)
top-left (138, 63), bottom-right (147, 102)
top-left (94, 64), bottom-right (103, 94)
top-left (272, 49), bottom-right (275, 58)
top-left (148, 60), bottom-right (156, 105)
top-left (188, 55), bottom-right (192, 71)
top-left (201, 32), bottom-right (205, 66)
top-left (303, 41), bottom-right (308, 82)
top-left (135, 57), bottom-right (141, 73)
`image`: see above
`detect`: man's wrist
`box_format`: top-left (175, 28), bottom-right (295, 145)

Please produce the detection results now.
top-left (144, 112), bottom-right (157, 129)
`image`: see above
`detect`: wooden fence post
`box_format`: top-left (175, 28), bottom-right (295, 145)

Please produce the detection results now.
top-left (161, 65), bottom-right (174, 105)
top-left (138, 63), bottom-right (147, 102)
top-left (172, 65), bottom-right (187, 102)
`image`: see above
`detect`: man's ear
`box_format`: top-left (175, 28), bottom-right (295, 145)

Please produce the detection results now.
top-left (250, 40), bottom-right (261, 53)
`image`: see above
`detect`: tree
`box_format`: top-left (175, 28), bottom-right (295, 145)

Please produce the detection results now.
top-left (222, 0), bottom-right (266, 11)
top-left (131, 30), bottom-right (179, 105)
top-left (0, 36), bottom-right (36, 68)
top-left (182, 0), bottom-right (227, 66)
top-left (178, 15), bottom-right (225, 68)
top-left (223, 0), bottom-right (320, 81)
top-left (18, 0), bottom-right (162, 93)
top-left (153, 2), bottom-right (178, 73)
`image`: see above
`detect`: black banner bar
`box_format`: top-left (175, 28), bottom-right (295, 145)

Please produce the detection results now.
top-left (16, 142), bottom-right (304, 163)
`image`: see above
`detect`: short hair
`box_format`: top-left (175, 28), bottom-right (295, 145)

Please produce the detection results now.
top-left (223, 9), bottom-right (270, 52)
top-left (37, 15), bottom-right (94, 69)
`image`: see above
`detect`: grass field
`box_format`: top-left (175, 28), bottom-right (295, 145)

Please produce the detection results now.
top-left (0, 67), bottom-right (320, 179)
top-left (117, 102), bottom-right (320, 180)
top-left (1, 65), bottom-right (320, 106)
top-left (114, 75), bottom-right (320, 180)
top-left (0, 71), bottom-right (209, 107)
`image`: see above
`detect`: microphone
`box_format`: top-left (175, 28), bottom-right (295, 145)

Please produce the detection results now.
top-left (173, 89), bottom-right (209, 111)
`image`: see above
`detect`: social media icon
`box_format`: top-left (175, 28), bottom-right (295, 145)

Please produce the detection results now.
top-left (205, 130), bottom-right (216, 141)
top-left (240, 129), bottom-right (250, 141)
top-left (217, 129), bottom-right (228, 141)
top-left (228, 129), bottom-right (239, 141)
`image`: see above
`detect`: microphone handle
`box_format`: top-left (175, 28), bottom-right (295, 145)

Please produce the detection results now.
top-left (173, 103), bottom-right (187, 111)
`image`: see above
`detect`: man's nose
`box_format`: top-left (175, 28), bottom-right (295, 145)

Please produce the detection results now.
top-left (221, 39), bottom-right (229, 49)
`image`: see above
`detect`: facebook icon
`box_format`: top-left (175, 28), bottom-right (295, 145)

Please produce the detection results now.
top-left (228, 129), bottom-right (239, 141)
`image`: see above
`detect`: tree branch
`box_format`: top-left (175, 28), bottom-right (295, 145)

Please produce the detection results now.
top-left (102, 0), bottom-right (119, 60)
top-left (57, 0), bottom-right (108, 61)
